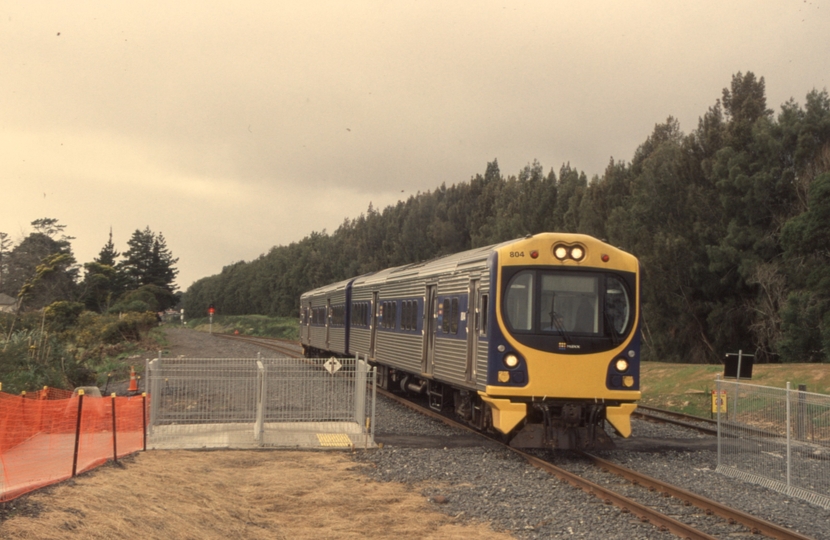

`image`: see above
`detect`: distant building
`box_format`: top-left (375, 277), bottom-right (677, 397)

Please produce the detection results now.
top-left (0, 293), bottom-right (17, 314)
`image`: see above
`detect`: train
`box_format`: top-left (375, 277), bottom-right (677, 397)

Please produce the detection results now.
top-left (299, 233), bottom-right (641, 450)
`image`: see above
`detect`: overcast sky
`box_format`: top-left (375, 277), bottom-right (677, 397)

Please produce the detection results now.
top-left (2, 1), bottom-right (828, 290)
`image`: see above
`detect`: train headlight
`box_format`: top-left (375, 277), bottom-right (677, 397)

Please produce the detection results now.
top-left (615, 358), bottom-right (629, 372)
top-left (623, 376), bottom-right (635, 388)
top-left (570, 246), bottom-right (585, 261)
top-left (503, 353), bottom-right (519, 368)
top-left (554, 245), bottom-right (568, 260)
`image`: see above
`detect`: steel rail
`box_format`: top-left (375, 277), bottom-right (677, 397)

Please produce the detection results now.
top-left (577, 451), bottom-right (815, 540)
top-left (375, 387), bottom-right (720, 540)
top-left (634, 408), bottom-right (718, 436)
top-left (637, 405), bottom-right (717, 426)
top-left (636, 405), bottom-right (786, 441)
top-left (213, 333), bottom-right (302, 357)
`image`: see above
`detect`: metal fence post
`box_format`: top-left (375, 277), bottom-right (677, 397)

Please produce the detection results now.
top-left (370, 364), bottom-right (377, 447)
top-left (716, 374), bottom-right (722, 469)
top-left (255, 360), bottom-right (265, 444)
top-left (797, 384), bottom-right (807, 441)
top-left (148, 359), bottom-right (159, 436)
top-left (786, 381), bottom-right (792, 489)
top-left (354, 353), bottom-right (367, 429)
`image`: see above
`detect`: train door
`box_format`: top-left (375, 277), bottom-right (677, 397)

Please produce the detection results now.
top-left (325, 299), bottom-right (331, 350)
top-left (369, 292), bottom-right (378, 358)
top-left (303, 301), bottom-right (311, 342)
top-left (422, 284), bottom-right (437, 376)
top-left (465, 279), bottom-right (479, 384)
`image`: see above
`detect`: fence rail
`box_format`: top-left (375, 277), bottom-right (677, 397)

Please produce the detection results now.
top-left (0, 388), bottom-right (146, 502)
top-left (146, 356), bottom-right (376, 450)
top-left (716, 378), bottom-right (830, 509)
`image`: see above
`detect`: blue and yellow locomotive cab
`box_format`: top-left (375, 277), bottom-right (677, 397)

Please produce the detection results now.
top-left (480, 233), bottom-right (640, 449)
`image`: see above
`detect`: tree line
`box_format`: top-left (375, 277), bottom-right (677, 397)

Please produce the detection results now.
top-left (0, 221), bottom-right (180, 314)
top-left (182, 72), bottom-right (830, 364)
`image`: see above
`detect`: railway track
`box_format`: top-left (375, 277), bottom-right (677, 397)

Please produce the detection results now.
top-left (213, 334), bottom-right (815, 539)
top-left (376, 388), bottom-right (815, 540)
top-left (213, 332), bottom-right (304, 357)
top-left (635, 405), bottom-right (719, 436)
top-left (636, 404), bottom-right (793, 442)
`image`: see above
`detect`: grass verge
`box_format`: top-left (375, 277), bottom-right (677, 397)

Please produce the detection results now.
top-left (184, 314), bottom-right (299, 340)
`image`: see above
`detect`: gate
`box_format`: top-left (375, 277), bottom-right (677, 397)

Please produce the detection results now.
top-left (146, 356), bottom-right (376, 450)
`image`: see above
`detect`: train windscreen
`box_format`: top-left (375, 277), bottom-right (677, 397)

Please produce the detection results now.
top-left (504, 270), bottom-right (632, 338)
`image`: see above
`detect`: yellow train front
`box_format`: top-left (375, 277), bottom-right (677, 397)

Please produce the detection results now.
top-left (480, 233), bottom-right (640, 450)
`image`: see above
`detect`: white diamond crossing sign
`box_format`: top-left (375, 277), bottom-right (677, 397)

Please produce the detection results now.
top-left (324, 357), bottom-right (342, 375)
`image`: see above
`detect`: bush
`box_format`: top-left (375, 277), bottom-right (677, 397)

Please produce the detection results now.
top-left (0, 308), bottom-right (160, 394)
top-left (0, 328), bottom-right (94, 393)
top-left (44, 301), bottom-right (86, 332)
top-left (100, 312), bottom-right (158, 344)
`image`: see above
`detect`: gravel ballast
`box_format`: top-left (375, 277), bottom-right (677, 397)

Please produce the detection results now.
top-left (356, 395), bottom-right (830, 539)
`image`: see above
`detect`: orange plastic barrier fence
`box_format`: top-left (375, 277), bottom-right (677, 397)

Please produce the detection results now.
top-left (0, 388), bottom-right (147, 501)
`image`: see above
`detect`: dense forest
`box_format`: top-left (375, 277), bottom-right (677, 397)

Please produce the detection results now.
top-left (183, 72), bottom-right (830, 364)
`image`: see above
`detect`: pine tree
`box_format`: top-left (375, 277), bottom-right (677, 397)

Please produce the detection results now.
top-left (148, 233), bottom-right (179, 289)
top-left (120, 227), bottom-right (178, 291)
top-left (80, 228), bottom-right (126, 312)
top-left (95, 228), bottom-right (120, 266)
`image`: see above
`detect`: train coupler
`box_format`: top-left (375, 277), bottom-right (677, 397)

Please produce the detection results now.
top-left (508, 403), bottom-right (614, 451)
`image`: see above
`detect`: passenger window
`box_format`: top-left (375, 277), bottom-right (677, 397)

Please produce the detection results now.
top-left (442, 299), bottom-right (450, 333)
top-left (450, 298), bottom-right (459, 334)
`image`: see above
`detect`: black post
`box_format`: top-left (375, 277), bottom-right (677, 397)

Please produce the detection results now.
top-left (142, 392), bottom-right (147, 451)
top-left (71, 391), bottom-right (84, 477)
top-left (111, 394), bottom-right (118, 462)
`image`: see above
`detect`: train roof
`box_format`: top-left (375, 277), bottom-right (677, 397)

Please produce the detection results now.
top-left (299, 275), bottom-right (361, 301)
top-left (300, 233), bottom-right (634, 298)
top-left (351, 240), bottom-right (513, 287)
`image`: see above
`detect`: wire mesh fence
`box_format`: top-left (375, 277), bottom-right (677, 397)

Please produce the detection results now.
top-left (716, 378), bottom-right (830, 509)
top-left (146, 356), bottom-right (375, 450)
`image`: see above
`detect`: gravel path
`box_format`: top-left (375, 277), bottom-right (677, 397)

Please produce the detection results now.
top-left (157, 327), bottom-right (272, 358)
top-left (155, 328), bottom-right (830, 539)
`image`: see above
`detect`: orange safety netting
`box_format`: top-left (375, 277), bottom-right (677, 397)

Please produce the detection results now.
top-left (22, 387), bottom-right (74, 400)
top-left (0, 388), bottom-right (147, 501)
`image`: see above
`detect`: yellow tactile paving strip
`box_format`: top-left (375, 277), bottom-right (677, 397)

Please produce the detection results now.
top-left (316, 433), bottom-right (353, 447)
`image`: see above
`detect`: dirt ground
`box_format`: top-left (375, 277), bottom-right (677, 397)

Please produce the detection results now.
top-left (0, 450), bottom-right (516, 540)
top-left (0, 328), bottom-right (516, 539)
